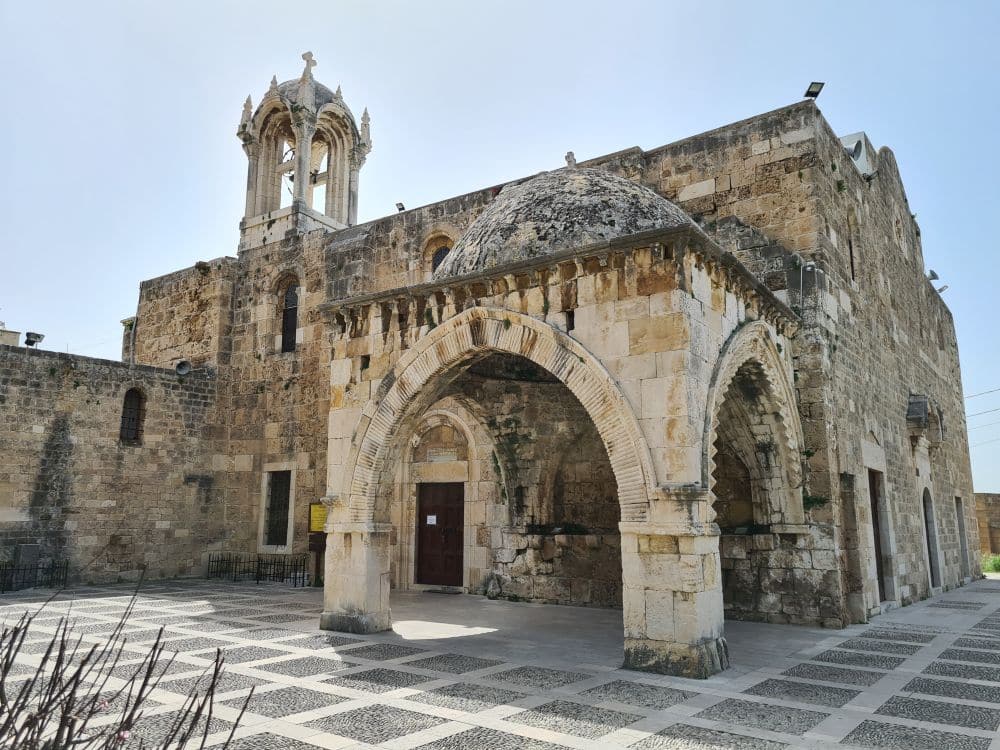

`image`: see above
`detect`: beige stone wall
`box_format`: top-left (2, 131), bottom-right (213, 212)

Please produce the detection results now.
top-left (0, 345), bottom-right (221, 582)
top-left (977, 493), bottom-right (1000, 554)
top-left (576, 101), bottom-right (977, 616)
top-left (132, 258), bottom-right (237, 368)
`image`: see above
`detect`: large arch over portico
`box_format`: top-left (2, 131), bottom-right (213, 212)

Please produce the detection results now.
top-left (321, 306), bottom-right (730, 677)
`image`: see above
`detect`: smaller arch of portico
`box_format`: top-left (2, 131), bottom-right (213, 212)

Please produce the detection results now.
top-left (703, 319), bottom-right (804, 527)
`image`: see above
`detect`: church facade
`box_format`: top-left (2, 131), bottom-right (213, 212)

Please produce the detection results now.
top-left (0, 55), bottom-right (979, 677)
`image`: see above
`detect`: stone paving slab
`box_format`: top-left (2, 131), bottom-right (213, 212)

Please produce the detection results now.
top-left (812, 649), bottom-right (906, 670)
top-left (631, 723), bottom-right (790, 749)
top-left (408, 681), bottom-right (528, 712)
top-left (414, 725), bottom-right (567, 749)
top-left (579, 679), bottom-right (697, 709)
top-left (743, 677), bottom-right (861, 707)
top-left (696, 697), bottom-right (828, 735)
top-left (304, 703), bottom-right (447, 743)
top-left (486, 665), bottom-right (593, 688)
top-left (782, 662), bottom-right (886, 687)
top-left (322, 666), bottom-right (434, 693)
top-left (838, 638), bottom-right (923, 655)
top-left (923, 660), bottom-right (1000, 681)
top-left (903, 676), bottom-right (1000, 704)
top-left (840, 719), bottom-right (992, 749)
top-left (874, 694), bottom-right (1000, 730)
top-left (506, 698), bottom-right (642, 738)
top-left (220, 685), bottom-right (347, 718)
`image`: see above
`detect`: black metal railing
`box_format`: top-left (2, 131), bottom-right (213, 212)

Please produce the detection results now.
top-left (206, 552), bottom-right (309, 587)
top-left (0, 561), bottom-right (69, 593)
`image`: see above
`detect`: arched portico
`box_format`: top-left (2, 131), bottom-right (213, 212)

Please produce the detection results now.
top-left (321, 306), bottom-right (730, 677)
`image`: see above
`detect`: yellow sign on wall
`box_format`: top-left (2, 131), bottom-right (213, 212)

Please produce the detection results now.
top-left (309, 502), bottom-right (328, 533)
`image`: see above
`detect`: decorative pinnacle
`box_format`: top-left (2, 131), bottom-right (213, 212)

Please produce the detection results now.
top-left (268, 75), bottom-right (278, 94)
top-left (239, 95), bottom-right (253, 129)
top-left (300, 51), bottom-right (316, 81)
top-left (361, 107), bottom-right (370, 126)
top-left (335, 84), bottom-right (343, 99)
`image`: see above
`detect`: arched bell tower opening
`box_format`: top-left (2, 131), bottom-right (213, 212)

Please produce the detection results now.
top-left (236, 52), bottom-right (372, 249)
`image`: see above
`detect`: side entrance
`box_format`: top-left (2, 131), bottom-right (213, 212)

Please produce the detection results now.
top-left (416, 482), bottom-right (464, 586)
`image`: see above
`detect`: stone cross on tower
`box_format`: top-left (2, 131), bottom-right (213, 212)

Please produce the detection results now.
top-left (300, 51), bottom-right (317, 81)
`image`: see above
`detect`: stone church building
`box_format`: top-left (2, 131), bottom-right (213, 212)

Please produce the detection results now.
top-left (0, 55), bottom-right (980, 677)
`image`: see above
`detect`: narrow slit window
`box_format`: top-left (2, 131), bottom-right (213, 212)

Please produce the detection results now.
top-left (265, 470), bottom-right (292, 546)
top-left (119, 388), bottom-right (145, 444)
top-left (281, 284), bottom-right (299, 353)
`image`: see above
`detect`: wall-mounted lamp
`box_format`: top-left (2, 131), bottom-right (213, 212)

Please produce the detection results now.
top-left (24, 332), bottom-right (44, 347)
top-left (926, 269), bottom-right (939, 281)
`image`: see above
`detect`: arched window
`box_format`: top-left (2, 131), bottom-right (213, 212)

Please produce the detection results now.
top-left (281, 283), bottom-right (299, 353)
top-left (119, 388), bottom-right (146, 444)
top-left (431, 246), bottom-right (451, 272)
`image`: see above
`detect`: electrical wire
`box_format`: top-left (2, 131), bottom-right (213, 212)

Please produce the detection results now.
top-left (968, 406), bottom-right (1000, 418)
top-left (967, 386), bottom-right (1000, 399)
top-left (972, 436), bottom-right (1000, 448)
top-left (969, 420), bottom-right (1000, 431)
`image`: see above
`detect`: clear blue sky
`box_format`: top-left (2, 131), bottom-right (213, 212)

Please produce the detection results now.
top-left (1, 1), bottom-right (997, 490)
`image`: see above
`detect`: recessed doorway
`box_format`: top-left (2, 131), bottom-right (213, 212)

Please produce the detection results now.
top-left (416, 482), bottom-right (464, 586)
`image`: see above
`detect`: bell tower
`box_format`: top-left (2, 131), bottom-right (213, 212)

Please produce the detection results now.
top-left (236, 52), bottom-right (372, 249)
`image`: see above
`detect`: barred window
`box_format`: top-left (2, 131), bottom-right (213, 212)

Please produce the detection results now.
top-left (431, 246), bottom-right (451, 272)
top-left (264, 470), bottom-right (292, 546)
top-left (281, 284), bottom-right (299, 353)
top-left (119, 388), bottom-right (145, 444)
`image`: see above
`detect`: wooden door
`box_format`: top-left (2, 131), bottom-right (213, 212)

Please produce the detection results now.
top-left (416, 483), bottom-right (464, 586)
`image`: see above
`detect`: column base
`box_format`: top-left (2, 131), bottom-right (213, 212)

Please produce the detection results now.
top-left (320, 610), bottom-right (391, 634)
top-left (623, 636), bottom-right (729, 678)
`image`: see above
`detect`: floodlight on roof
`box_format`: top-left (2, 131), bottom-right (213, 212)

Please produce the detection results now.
top-left (396, 202), bottom-right (405, 212)
top-left (804, 82), bottom-right (825, 99)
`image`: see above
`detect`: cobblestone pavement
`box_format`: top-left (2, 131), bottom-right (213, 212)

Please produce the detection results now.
top-left (2, 578), bottom-right (1000, 749)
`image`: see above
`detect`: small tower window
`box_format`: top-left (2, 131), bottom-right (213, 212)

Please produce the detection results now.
top-left (281, 283), bottom-right (299, 353)
top-left (431, 246), bottom-right (451, 272)
top-left (119, 388), bottom-right (146, 444)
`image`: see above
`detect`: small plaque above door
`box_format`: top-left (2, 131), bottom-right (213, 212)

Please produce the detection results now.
top-left (426, 448), bottom-right (458, 463)
top-left (426, 515), bottom-right (437, 525)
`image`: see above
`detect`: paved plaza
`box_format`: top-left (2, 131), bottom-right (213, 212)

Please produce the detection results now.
top-left (2, 578), bottom-right (1000, 749)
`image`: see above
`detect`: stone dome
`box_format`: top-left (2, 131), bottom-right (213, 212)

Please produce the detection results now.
top-left (275, 79), bottom-right (352, 117)
top-left (433, 167), bottom-right (693, 279)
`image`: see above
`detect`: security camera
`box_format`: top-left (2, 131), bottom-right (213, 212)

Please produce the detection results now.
top-left (24, 332), bottom-right (44, 347)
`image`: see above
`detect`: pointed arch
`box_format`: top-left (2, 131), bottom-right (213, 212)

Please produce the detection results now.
top-left (703, 320), bottom-right (804, 525)
top-left (338, 306), bottom-right (656, 525)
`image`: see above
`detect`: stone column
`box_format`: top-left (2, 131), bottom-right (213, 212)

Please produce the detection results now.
top-left (348, 163), bottom-right (360, 226)
top-left (320, 505), bottom-right (393, 634)
top-left (242, 142), bottom-right (259, 219)
top-left (620, 488), bottom-right (728, 678)
top-left (292, 122), bottom-right (316, 207)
